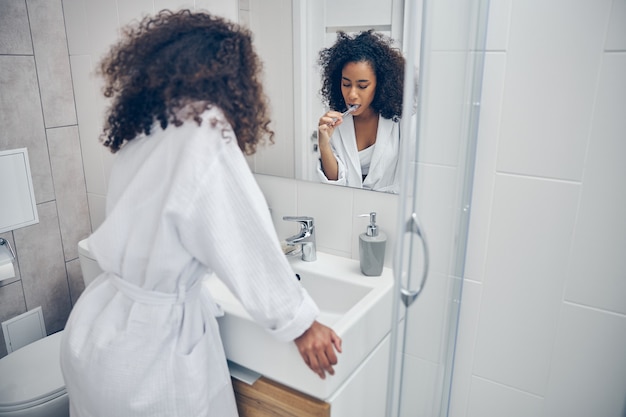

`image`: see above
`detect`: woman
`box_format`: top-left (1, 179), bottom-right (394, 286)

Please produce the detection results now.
top-left (317, 30), bottom-right (405, 193)
top-left (60, 10), bottom-right (341, 417)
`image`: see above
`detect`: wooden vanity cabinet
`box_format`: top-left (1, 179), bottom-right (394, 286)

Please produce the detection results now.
top-left (232, 376), bottom-right (330, 417)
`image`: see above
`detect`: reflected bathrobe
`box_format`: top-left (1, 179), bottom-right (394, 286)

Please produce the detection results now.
top-left (317, 114), bottom-right (400, 193)
top-left (60, 107), bottom-right (319, 417)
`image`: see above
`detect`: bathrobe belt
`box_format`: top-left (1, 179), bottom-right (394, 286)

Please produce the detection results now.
top-left (109, 273), bottom-right (203, 305)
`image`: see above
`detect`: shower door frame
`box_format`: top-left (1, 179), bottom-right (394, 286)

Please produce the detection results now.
top-left (386, 0), bottom-right (490, 415)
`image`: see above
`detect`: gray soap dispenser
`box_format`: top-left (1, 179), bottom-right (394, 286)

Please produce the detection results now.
top-left (359, 212), bottom-right (387, 276)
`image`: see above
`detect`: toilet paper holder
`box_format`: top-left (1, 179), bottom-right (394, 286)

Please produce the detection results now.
top-left (0, 238), bottom-right (17, 282)
top-left (0, 237), bottom-right (16, 263)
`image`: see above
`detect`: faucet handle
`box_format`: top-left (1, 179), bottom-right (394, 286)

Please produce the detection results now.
top-left (282, 216), bottom-right (314, 229)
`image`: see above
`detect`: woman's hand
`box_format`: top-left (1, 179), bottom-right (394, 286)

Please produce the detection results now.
top-left (294, 321), bottom-right (342, 379)
top-left (317, 111), bottom-right (343, 180)
top-left (317, 110), bottom-right (344, 147)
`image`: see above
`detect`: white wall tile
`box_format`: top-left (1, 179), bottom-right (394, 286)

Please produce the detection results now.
top-left (296, 181), bottom-right (353, 257)
top-left (495, 0), bottom-right (612, 181)
top-left (82, 0), bottom-right (120, 62)
top-left (116, 1), bottom-right (155, 26)
top-left (448, 280), bottom-right (483, 417)
top-left (605, 0), bottom-right (626, 50)
top-left (414, 163), bottom-right (457, 275)
top-left (254, 175), bottom-right (297, 241)
top-left (466, 377), bottom-right (543, 417)
top-left (403, 271), bottom-right (449, 362)
top-left (485, 0), bottom-right (511, 51)
top-left (542, 303), bottom-right (626, 417)
top-left (419, 51), bottom-right (467, 167)
top-left (464, 52), bottom-right (506, 282)
top-left (564, 53), bottom-right (626, 315)
top-left (473, 174), bottom-right (580, 395)
top-left (398, 353), bottom-right (441, 417)
top-left (195, 0), bottom-right (238, 21)
top-left (431, 0), bottom-right (477, 51)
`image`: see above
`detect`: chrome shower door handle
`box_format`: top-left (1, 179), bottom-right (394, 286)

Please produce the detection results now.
top-left (400, 212), bottom-right (430, 308)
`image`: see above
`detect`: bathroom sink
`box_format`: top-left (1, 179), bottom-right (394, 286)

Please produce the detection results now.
top-left (204, 251), bottom-right (394, 400)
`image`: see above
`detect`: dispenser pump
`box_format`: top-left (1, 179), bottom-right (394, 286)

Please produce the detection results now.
top-left (363, 212), bottom-right (379, 237)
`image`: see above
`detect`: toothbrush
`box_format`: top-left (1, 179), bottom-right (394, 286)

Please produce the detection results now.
top-left (330, 104), bottom-right (360, 125)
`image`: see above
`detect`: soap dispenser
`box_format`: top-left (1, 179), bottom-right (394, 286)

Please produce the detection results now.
top-left (359, 212), bottom-right (387, 276)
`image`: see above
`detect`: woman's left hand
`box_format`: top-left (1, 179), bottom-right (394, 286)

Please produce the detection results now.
top-left (294, 321), bottom-right (342, 379)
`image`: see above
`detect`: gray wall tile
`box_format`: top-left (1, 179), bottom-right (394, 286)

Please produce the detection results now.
top-left (0, 56), bottom-right (55, 203)
top-left (0, 232), bottom-right (21, 288)
top-left (0, 0), bottom-right (33, 55)
top-left (13, 201), bottom-right (72, 334)
top-left (65, 257), bottom-right (84, 305)
top-left (48, 126), bottom-right (91, 260)
top-left (27, 0), bottom-right (78, 127)
top-left (0, 280), bottom-right (28, 358)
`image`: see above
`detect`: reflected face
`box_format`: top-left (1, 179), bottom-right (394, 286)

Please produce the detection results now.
top-left (341, 61), bottom-right (377, 117)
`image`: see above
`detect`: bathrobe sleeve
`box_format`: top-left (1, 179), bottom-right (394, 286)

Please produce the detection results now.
top-left (174, 122), bottom-right (319, 343)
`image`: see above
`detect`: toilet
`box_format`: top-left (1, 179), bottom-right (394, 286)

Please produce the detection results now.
top-left (0, 239), bottom-right (101, 417)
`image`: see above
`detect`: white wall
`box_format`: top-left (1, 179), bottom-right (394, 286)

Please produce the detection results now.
top-left (450, 1), bottom-right (626, 416)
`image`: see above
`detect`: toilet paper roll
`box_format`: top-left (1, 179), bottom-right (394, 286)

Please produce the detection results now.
top-left (0, 260), bottom-right (15, 282)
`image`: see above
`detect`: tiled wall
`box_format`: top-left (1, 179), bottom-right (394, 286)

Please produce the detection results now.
top-left (0, 0), bottom-right (91, 358)
top-left (450, 1), bottom-right (626, 416)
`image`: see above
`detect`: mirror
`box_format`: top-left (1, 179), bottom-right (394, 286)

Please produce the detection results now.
top-left (246, 0), bottom-right (408, 194)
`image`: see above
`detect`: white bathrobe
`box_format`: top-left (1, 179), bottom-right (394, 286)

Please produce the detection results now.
top-left (60, 107), bottom-right (319, 417)
top-left (317, 114), bottom-right (400, 193)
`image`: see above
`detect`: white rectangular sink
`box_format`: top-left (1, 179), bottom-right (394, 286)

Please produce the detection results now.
top-left (204, 251), bottom-right (394, 400)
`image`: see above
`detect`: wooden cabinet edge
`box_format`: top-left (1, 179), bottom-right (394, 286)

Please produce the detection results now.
top-left (232, 376), bottom-right (330, 417)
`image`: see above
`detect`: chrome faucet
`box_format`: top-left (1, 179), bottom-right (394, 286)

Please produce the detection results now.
top-left (283, 216), bottom-right (317, 262)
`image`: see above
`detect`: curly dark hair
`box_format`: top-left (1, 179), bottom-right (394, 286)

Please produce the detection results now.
top-left (98, 9), bottom-right (273, 154)
top-left (318, 30), bottom-right (405, 120)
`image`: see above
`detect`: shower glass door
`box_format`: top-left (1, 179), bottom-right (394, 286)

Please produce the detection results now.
top-left (387, 0), bottom-right (490, 416)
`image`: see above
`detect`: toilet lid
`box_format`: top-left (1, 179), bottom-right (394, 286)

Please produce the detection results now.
top-left (0, 331), bottom-right (66, 411)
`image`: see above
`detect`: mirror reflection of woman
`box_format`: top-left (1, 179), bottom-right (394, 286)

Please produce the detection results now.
top-left (317, 30), bottom-right (405, 193)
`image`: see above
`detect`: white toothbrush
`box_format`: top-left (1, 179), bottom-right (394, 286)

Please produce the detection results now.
top-left (330, 104), bottom-right (360, 125)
